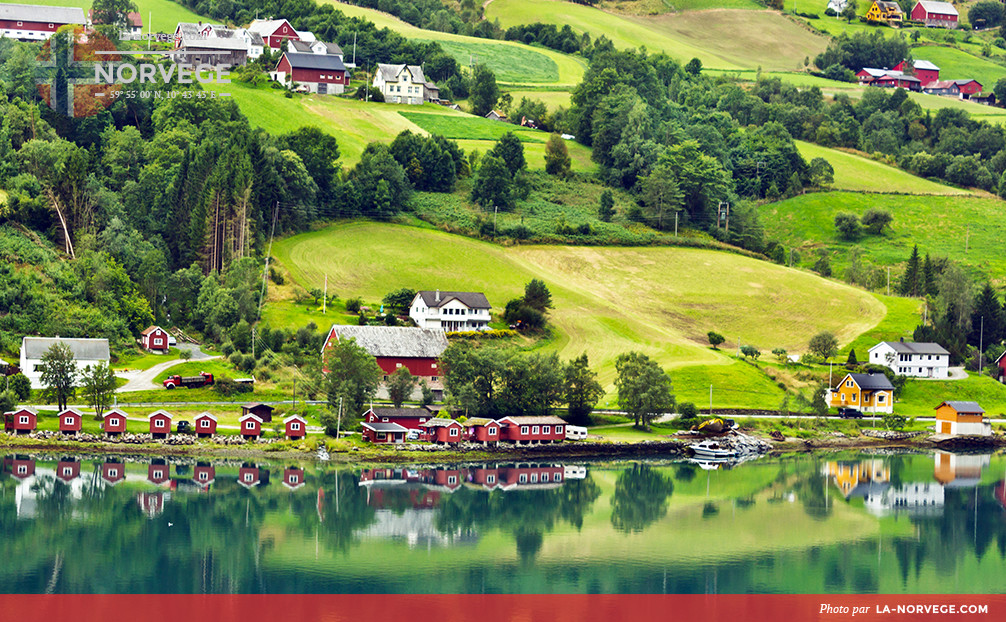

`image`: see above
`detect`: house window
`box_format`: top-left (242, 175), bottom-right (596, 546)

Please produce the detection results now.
top-left (291, 422), bottom-right (301, 431)
top-left (62, 467), bottom-right (72, 476)
top-left (419, 418), bottom-right (426, 423)
top-left (519, 474), bottom-right (528, 483)
top-left (201, 419), bottom-right (210, 427)
top-left (851, 394), bottom-right (858, 403)
top-left (245, 422), bottom-right (255, 430)
top-left (449, 427), bottom-right (459, 437)
top-left (520, 426), bottom-right (529, 434)
top-left (448, 475), bottom-right (457, 485)
top-left (542, 473), bottom-right (550, 482)
top-left (488, 427), bottom-right (497, 435)
top-left (244, 473), bottom-right (254, 482)
top-left (556, 473), bottom-right (563, 481)
top-left (289, 474), bottom-right (300, 483)
top-left (396, 363), bottom-right (402, 368)
top-left (878, 395), bottom-right (886, 403)
top-left (19, 415), bottom-right (29, 425)
top-left (109, 418), bottom-right (119, 427)
top-left (199, 472), bottom-right (208, 480)
top-left (153, 470), bottom-right (163, 479)
top-left (153, 338), bottom-right (162, 345)
top-left (846, 380), bottom-right (853, 387)
top-left (377, 432), bottom-right (386, 440)
top-left (155, 419), bottom-right (165, 428)
top-left (109, 469), bottom-right (118, 477)
top-left (431, 376), bottom-right (438, 381)
top-left (532, 426), bottom-right (540, 434)
top-left (556, 426), bottom-right (563, 435)
top-left (49, 23), bottom-right (54, 28)
top-left (487, 474), bottom-right (496, 484)
top-left (382, 418), bottom-right (389, 422)
top-left (16, 21), bottom-right (22, 26)
top-left (17, 465), bottom-right (26, 474)
top-left (530, 474), bottom-right (538, 483)
top-left (431, 363), bottom-right (437, 369)
top-left (543, 425), bottom-right (550, 434)
top-left (64, 416), bottom-right (74, 425)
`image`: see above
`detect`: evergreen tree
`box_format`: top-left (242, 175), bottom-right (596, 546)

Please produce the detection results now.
top-left (490, 132), bottom-right (526, 177)
top-left (922, 253), bottom-right (937, 297)
top-left (899, 245), bottom-right (922, 297)
top-left (969, 283), bottom-right (1004, 348)
top-left (598, 190), bottom-right (615, 222)
top-left (470, 153), bottom-right (515, 211)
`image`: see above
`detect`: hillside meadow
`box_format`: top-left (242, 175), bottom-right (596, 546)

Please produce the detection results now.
top-left (269, 221), bottom-right (886, 403)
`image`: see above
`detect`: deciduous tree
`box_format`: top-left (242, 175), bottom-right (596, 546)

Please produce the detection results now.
top-left (80, 362), bottom-right (116, 420)
top-left (40, 342), bottom-right (78, 412)
top-left (614, 351), bottom-right (674, 430)
top-left (808, 331), bottom-right (839, 360)
top-left (387, 367), bottom-right (418, 408)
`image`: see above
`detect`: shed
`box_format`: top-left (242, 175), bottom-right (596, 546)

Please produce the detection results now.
top-left (239, 413), bottom-right (263, 440)
top-left (420, 418), bottom-right (465, 444)
top-left (148, 410), bottom-right (173, 439)
top-left (4, 408), bottom-right (37, 435)
top-left (140, 326), bottom-right (171, 353)
top-left (284, 414), bottom-right (307, 440)
top-left (103, 408), bottom-right (128, 435)
top-left (361, 421), bottom-right (408, 444)
top-left (935, 401), bottom-right (991, 436)
top-left (242, 402), bottom-right (274, 422)
top-left (237, 464), bottom-right (262, 488)
top-left (58, 408), bottom-right (83, 435)
top-left (463, 417), bottom-right (501, 444)
top-left (194, 412), bottom-right (218, 438)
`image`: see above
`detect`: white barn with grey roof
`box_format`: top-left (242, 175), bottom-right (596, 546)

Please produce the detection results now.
top-left (868, 340), bottom-right (949, 378)
top-left (410, 290), bottom-right (491, 332)
top-left (20, 337), bottom-right (110, 389)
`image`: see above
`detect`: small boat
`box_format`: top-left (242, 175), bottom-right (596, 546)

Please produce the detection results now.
top-left (690, 440), bottom-right (738, 459)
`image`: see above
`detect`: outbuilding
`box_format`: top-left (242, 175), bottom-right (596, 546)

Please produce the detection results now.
top-left (140, 326), bottom-right (171, 353)
top-left (58, 408), bottom-right (83, 435)
top-left (194, 412), bottom-right (218, 438)
top-left (242, 402), bottom-right (274, 422)
top-left (421, 418), bottom-right (465, 444)
top-left (497, 416), bottom-right (567, 444)
top-left (103, 408), bottom-right (128, 436)
top-left (361, 421), bottom-right (408, 444)
top-left (239, 413), bottom-right (263, 440)
top-left (935, 401), bottom-right (991, 436)
top-left (4, 408), bottom-right (37, 435)
top-left (148, 410), bottom-right (173, 439)
top-left (911, 1), bottom-right (959, 28)
top-left (463, 418), bottom-right (501, 445)
top-left (284, 414), bottom-right (307, 440)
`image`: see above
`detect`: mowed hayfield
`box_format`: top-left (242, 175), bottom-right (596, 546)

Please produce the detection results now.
top-left (794, 141), bottom-right (967, 195)
top-left (484, 1), bottom-right (827, 70)
top-left (911, 46), bottom-right (1006, 95)
top-left (324, 1), bottom-right (586, 86)
top-left (760, 192), bottom-right (1006, 281)
top-left (30, 0), bottom-right (207, 33)
top-left (270, 222), bottom-right (885, 402)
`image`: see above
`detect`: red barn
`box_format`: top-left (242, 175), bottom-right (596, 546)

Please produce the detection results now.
top-left (239, 413), bottom-right (263, 440)
top-left (284, 414), bottom-right (307, 440)
top-left (893, 60), bottom-right (939, 87)
top-left (911, 1), bottom-right (959, 28)
top-left (924, 79), bottom-right (983, 98)
top-left (58, 408), bottom-right (83, 435)
top-left (194, 412), bottom-right (218, 438)
top-left (272, 52), bottom-right (349, 95)
top-left (148, 410), bottom-right (173, 439)
top-left (140, 326), bottom-right (170, 353)
top-left (246, 18), bottom-right (300, 48)
top-left (362, 421), bottom-right (408, 444)
top-left (193, 463), bottom-right (216, 487)
top-left (464, 418), bottom-right (501, 445)
top-left (421, 418), bottom-right (465, 444)
top-left (103, 408), bottom-right (128, 436)
top-left (498, 416), bottom-right (567, 444)
top-left (873, 73), bottom-right (921, 92)
top-left (10, 456), bottom-right (35, 479)
top-left (56, 459), bottom-right (80, 483)
top-left (324, 326), bottom-right (449, 402)
top-left (4, 408), bottom-right (37, 434)
top-left (363, 407), bottom-right (435, 433)
top-left (148, 461), bottom-right (170, 486)
top-left (0, 4), bottom-right (86, 41)
top-left (242, 402), bottom-right (274, 423)
top-left (283, 467), bottom-right (305, 490)
top-left (102, 460), bottom-right (125, 486)
top-left (237, 464), bottom-right (262, 489)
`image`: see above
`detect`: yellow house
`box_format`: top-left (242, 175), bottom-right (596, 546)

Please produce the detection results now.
top-left (866, 0), bottom-right (905, 23)
top-left (827, 372), bottom-right (895, 413)
top-left (934, 401), bottom-right (991, 436)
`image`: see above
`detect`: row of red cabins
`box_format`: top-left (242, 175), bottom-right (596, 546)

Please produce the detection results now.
top-left (360, 407), bottom-right (567, 445)
top-left (2, 405), bottom-right (308, 441)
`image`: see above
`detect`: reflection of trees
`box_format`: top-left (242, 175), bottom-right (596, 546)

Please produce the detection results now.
top-left (794, 460), bottom-right (831, 521)
top-left (610, 463), bottom-right (674, 533)
top-left (673, 463), bottom-right (697, 483)
top-left (297, 470), bottom-right (375, 553)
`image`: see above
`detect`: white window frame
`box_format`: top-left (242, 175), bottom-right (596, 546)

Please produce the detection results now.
top-left (155, 419), bottom-right (165, 428)
top-left (244, 472), bottom-right (254, 482)
top-left (109, 418), bottom-right (119, 427)
top-left (487, 474), bottom-right (496, 484)
top-left (64, 416), bottom-right (74, 426)
top-left (291, 422), bottom-right (301, 431)
top-left (532, 426), bottom-right (540, 434)
top-left (62, 467), bottom-right (73, 476)
top-left (201, 419), bottom-right (211, 428)
top-left (520, 426), bottom-right (529, 434)
top-left (448, 475), bottom-right (457, 485)
top-left (519, 474), bottom-right (528, 483)
top-left (199, 471), bottom-right (208, 480)
top-left (488, 427), bottom-right (497, 435)
top-left (543, 425), bottom-right (550, 434)
top-left (245, 421), bottom-right (255, 430)
top-left (153, 469), bottom-right (164, 479)
top-left (289, 474), bottom-right (300, 484)
top-left (19, 415), bottom-right (29, 425)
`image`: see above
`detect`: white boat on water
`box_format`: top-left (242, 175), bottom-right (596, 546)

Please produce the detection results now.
top-left (690, 440), bottom-right (738, 459)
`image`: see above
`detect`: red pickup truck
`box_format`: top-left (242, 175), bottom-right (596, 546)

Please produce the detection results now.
top-left (163, 372), bottom-right (214, 389)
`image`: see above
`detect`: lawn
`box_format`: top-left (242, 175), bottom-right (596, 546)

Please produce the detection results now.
top-left (897, 372), bottom-right (1006, 418)
top-left (152, 360), bottom-right (245, 385)
top-left (838, 294), bottom-right (923, 358)
top-left (30, 0), bottom-right (208, 33)
top-left (418, 39), bottom-right (558, 83)
top-left (794, 141), bottom-right (967, 195)
top-left (503, 89), bottom-right (573, 110)
top-left (759, 192), bottom-right (1006, 282)
top-left (114, 348), bottom-right (181, 371)
top-left (911, 45), bottom-right (1006, 94)
top-left (271, 221), bottom-right (884, 395)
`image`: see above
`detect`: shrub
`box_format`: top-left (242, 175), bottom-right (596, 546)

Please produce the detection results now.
top-left (345, 298), bottom-right (362, 313)
top-left (214, 376), bottom-right (253, 396)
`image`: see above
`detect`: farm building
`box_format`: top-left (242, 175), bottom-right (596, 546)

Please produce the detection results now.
top-left (924, 79), bottom-right (983, 98)
top-left (373, 64), bottom-right (440, 105)
top-left (289, 39), bottom-right (343, 56)
top-left (194, 412), bottom-right (218, 438)
top-left (272, 52), bottom-right (349, 95)
top-left (174, 22), bottom-right (264, 59)
top-left (934, 401), bottom-right (991, 436)
top-left (420, 418), bottom-right (465, 444)
top-left (20, 337), bottom-right (110, 389)
top-left (246, 18), bottom-right (305, 48)
top-left (868, 340), bottom-right (949, 378)
top-left (361, 421), bottom-right (409, 444)
top-left (3, 408), bottom-right (37, 435)
top-left (242, 403), bottom-right (274, 423)
top-left (892, 59), bottom-right (939, 87)
top-left (464, 418), bottom-right (501, 445)
top-left (324, 326), bottom-right (449, 400)
top-left (826, 373), bottom-right (895, 414)
top-left (409, 290), bottom-right (492, 332)
top-left (103, 408), bottom-right (128, 435)
top-left (497, 416), bottom-right (567, 444)
top-left (148, 410), bottom-right (173, 439)
top-left (362, 407), bottom-right (437, 432)
top-left (866, 1), bottom-right (904, 24)
top-left (174, 36), bottom-right (249, 67)
top-left (911, 1), bottom-right (959, 28)
top-left (0, 4), bottom-right (86, 41)
top-left (485, 110), bottom-right (507, 122)
top-left (239, 414), bottom-right (263, 440)
top-left (140, 326), bottom-right (171, 353)
top-left (58, 408), bottom-right (83, 435)
top-left (284, 414), bottom-right (307, 440)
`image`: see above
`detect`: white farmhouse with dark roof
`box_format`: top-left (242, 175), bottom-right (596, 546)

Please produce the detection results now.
top-left (20, 337), bottom-right (110, 389)
top-left (868, 340), bottom-right (949, 378)
top-left (0, 4), bottom-right (85, 41)
top-left (409, 290), bottom-right (491, 332)
top-left (373, 64), bottom-right (438, 105)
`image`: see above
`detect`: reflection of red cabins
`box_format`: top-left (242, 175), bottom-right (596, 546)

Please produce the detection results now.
top-left (194, 412), bottom-right (218, 438)
top-left (498, 416), bottom-right (566, 444)
top-left (420, 418), bottom-right (464, 444)
top-left (498, 464), bottom-right (564, 489)
top-left (464, 418), bottom-right (501, 444)
top-left (10, 456), bottom-right (35, 479)
top-left (283, 467), bottom-right (305, 490)
top-left (148, 410), bottom-right (172, 439)
top-left (103, 408), bottom-right (128, 435)
top-left (58, 408), bottom-right (83, 434)
top-left (242, 402), bottom-right (274, 423)
top-left (240, 413), bottom-right (263, 440)
top-left (238, 465), bottom-right (262, 488)
top-left (56, 459), bottom-right (81, 483)
top-left (432, 467), bottom-right (464, 491)
top-left (137, 492), bottom-right (166, 518)
top-left (193, 463), bottom-right (216, 488)
top-left (284, 414), bottom-right (307, 440)
top-left (148, 461), bottom-right (170, 486)
top-left (4, 408), bottom-right (37, 434)
top-left (102, 461), bottom-right (125, 485)
top-left (996, 480), bottom-right (1006, 510)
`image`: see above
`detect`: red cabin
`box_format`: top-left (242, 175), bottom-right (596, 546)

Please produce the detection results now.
top-left (238, 465), bottom-right (262, 488)
top-left (242, 402), bottom-right (274, 423)
top-left (193, 463), bottom-right (216, 488)
top-left (498, 416), bottom-right (567, 444)
top-left (140, 325), bottom-right (170, 353)
top-left (464, 418), bottom-right (501, 444)
top-left (10, 456), bottom-right (35, 479)
top-left (420, 418), bottom-right (464, 444)
top-left (911, 1), bottom-right (959, 29)
top-left (148, 410), bottom-right (172, 439)
top-left (194, 412), bottom-right (218, 438)
top-left (284, 414), bottom-right (307, 440)
top-left (247, 18), bottom-right (300, 48)
top-left (103, 408), bottom-right (128, 435)
top-left (4, 408), bottom-right (37, 435)
top-left (58, 408), bottom-right (83, 435)
top-left (239, 414), bottom-right (263, 440)
top-left (363, 407), bottom-right (433, 432)
top-left (148, 461), bottom-right (170, 486)
top-left (56, 459), bottom-right (81, 483)
top-left (361, 421), bottom-right (408, 444)
top-left (102, 461), bottom-right (125, 486)
top-left (283, 467), bottom-right (305, 490)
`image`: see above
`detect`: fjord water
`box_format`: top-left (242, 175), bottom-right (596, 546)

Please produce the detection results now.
top-left (2, 452), bottom-right (1005, 594)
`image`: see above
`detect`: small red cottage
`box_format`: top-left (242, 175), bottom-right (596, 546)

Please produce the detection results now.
top-left (148, 410), bottom-right (172, 439)
top-left (102, 460), bottom-right (125, 486)
top-left (498, 416), bottom-right (567, 444)
top-left (56, 459), bottom-right (81, 483)
top-left (103, 408), bottom-right (128, 435)
top-left (464, 418), bottom-right (501, 445)
top-left (361, 421), bottom-right (408, 444)
top-left (58, 408), bottom-right (83, 435)
top-left (284, 414), bottom-right (307, 440)
top-left (421, 418), bottom-right (464, 444)
top-left (247, 18), bottom-right (300, 48)
top-left (140, 325), bottom-right (170, 353)
top-left (242, 402), bottom-right (274, 423)
top-left (239, 413), bottom-right (263, 440)
top-left (193, 463), bottom-right (216, 487)
top-left (893, 60), bottom-right (940, 87)
top-left (237, 464), bottom-right (262, 488)
top-left (10, 456), bottom-right (35, 479)
top-left (4, 408), bottom-right (37, 435)
top-left (148, 461), bottom-right (170, 486)
top-left (283, 467), bottom-right (305, 490)
top-left (194, 412), bottom-right (218, 438)
top-left (273, 52), bottom-right (349, 95)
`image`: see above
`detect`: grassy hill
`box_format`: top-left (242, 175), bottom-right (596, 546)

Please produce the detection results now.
top-left (30, 0), bottom-right (208, 33)
top-left (269, 221), bottom-right (885, 405)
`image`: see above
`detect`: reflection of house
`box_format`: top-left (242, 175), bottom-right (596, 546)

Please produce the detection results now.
top-left (192, 463), bottom-right (216, 489)
top-left (137, 492), bottom-right (170, 518)
top-left (864, 482), bottom-right (944, 517)
top-left (283, 467), bottom-right (305, 490)
top-left (868, 340), bottom-right (949, 378)
top-left (148, 461), bottom-right (170, 486)
top-left (826, 373), bottom-right (894, 413)
top-left (823, 460), bottom-right (890, 498)
top-left (102, 460), bottom-right (125, 486)
top-left (934, 452), bottom-right (990, 487)
top-left (934, 401), bottom-right (991, 436)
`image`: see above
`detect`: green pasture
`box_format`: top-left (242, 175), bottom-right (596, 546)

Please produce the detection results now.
top-left (897, 373), bottom-right (1006, 418)
top-left (419, 39), bottom-right (559, 83)
top-left (503, 89), bottom-right (573, 110)
top-left (400, 111), bottom-right (538, 141)
top-left (794, 141), bottom-right (967, 195)
top-left (114, 348), bottom-right (181, 371)
top-left (270, 221), bottom-right (884, 395)
top-left (838, 294), bottom-right (923, 358)
top-left (911, 45), bottom-right (1006, 93)
top-left (30, 0), bottom-right (208, 33)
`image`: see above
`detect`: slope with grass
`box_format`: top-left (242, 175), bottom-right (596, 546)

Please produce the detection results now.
top-left (911, 45), bottom-right (1006, 94)
top-left (31, 0), bottom-right (208, 33)
top-left (794, 141), bottom-right (968, 195)
top-left (270, 221), bottom-right (885, 403)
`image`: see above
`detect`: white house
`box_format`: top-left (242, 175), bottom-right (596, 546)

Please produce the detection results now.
top-left (173, 22), bottom-right (264, 61)
top-left (88, 10), bottom-right (142, 40)
top-left (868, 340), bottom-right (949, 378)
top-left (290, 39), bottom-right (343, 58)
top-left (373, 64), bottom-right (438, 105)
top-left (20, 337), bottom-right (110, 389)
top-left (409, 290), bottom-right (491, 332)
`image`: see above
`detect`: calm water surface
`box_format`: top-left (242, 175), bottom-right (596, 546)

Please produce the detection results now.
top-left (2, 451), bottom-right (1005, 594)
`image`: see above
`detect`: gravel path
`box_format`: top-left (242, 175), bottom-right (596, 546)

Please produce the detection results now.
top-left (117, 344), bottom-right (218, 393)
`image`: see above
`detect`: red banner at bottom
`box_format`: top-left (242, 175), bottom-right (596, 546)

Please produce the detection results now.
top-left (0, 594), bottom-right (1000, 622)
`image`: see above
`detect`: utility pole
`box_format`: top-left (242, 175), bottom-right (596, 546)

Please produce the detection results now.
top-left (352, 32), bottom-right (357, 66)
top-left (718, 202), bottom-right (730, 234)
top-left (252, 327), bottom-right (255, 359)
top-left (493, 205), bottom-right (498, 237)
top-left (674, 211), bottom-right (679, 237)
top-left (979, 316), bottom-right (984, 376)
top-left (293, 377), bottom-right (296, 411)
top-left (336, 396), bottom-right (343, 439)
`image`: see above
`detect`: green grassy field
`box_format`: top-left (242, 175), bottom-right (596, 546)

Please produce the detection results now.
top-left (760, 192), bottom-right (1006, 281)
top-left (838, 294), bottom-right (923, 358)
top-left (400, 111), bottom-right (539, 140)
top-left (114, 348), bottom-right (181, 370)
top-left (30, 0), bottom-right (207, 33)
top-left (898, 373), bottom-right (1006, 418)
top-left (503, 89), bottom-right (573, 110)
top-left (422, 39), bottom-right (558, 83)
top-left (794, 141), bottom-right (967, 195)
top-left (325, 1), bottom-right (586, 86)
top-left (270, 221), bottom-right (884, 398)
top-left (911, 45), bottom-right (1006, 93)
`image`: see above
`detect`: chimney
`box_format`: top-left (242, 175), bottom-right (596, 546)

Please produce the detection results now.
top-left (435, 289), bottom-right (440, 302)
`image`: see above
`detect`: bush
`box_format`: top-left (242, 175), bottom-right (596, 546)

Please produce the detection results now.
top-left (834, 212), bottom-right (862, 240)
top-left (8, 374), bottom-right (31, 400)
top-left (214, 376), bottom-right (253, 396)
top-left (345, 297), bottom-right (362, 313)
top-left (707, 331), bottom-right (725, 348)
top-left (678, 402), bottom-right (699, 421)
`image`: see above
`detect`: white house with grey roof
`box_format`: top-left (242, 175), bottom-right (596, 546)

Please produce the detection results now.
top-left (409, 290), bottom-right (491, 332)
top-left (868, 340), bottom-right (949, 378)
top-left (20, 337), bottom-right (110, 389)
top-left (373, 64), bottom-right (439, 105)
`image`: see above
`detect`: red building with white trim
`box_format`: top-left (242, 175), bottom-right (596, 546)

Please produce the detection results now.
top-left (893, 60), bottom-right (940, 87)
top-left (464, 418), bottom-right (501, 444)
top-left (284, 414), bottom-right (307, 440)
top-left (283, 467), bottom-right (305, 490)
top-left (911, 1), bottom-right (959, 28)
top-left (498, 416), bottom-right (567, 444)
top-left (193, 463), bottom-right (216, 488)
top-left (421, 418), bottom-right (464, 444)
top-left (272, 52), bottom-right (349, 95)
top-left (0, 4), bottom-right (86, 41)
top-left (246, 18), bottom-right (300, 48)
top-left (148, 461), bottom-right (170, 486)
top-left (58, 408), bottom-right (83, 435)
top-left (140, 325), bottom-right (170, 353)
top-left (362, 421), bottom-right (408, 444)
top-left (194, 412), bottom-right (217, 438)
top-left (102, 460), bottom-right (125, 485)
top-left (239, 413), bottom-right (263, 440)
top-left (56, 459), bottom-right (80, 483)
top-left (148, 410), bottom-right (172, 439)
top-left (103, 408), bottom-right (128, 435)
top-left (363, 407), bottom-right (435, 432)
top-left (4, 408), bottom-right (37, 434)
top-left (9, 456), bottom-right (35, 479)
top-left (237, 464), bottom-right (262, 488)
top-left (924, 79), bottom-right (983, 98)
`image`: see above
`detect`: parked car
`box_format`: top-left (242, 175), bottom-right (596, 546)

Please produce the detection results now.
top-left (177, 420), bottom-right (192, 434)
top-left (837, 407), bottom-right (863, 419)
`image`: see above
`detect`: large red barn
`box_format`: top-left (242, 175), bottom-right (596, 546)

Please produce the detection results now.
top-left (272, 52), bottom-right (349, 95)
top-left (246, 18), bottom-right (300, 48)
top-left (911, 1), bottom-right (959, 28)
top-left (0, 4), bottom-right (86, 41)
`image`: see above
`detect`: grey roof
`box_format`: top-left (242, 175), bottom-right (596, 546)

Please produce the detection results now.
top-left (368, 407), bottom-right (431, 419)
top-left (500, 415), bottom-right (568, 425)
top-left (182, 37), bottom-right (250, 51)
top-left (916, 1), bottom-right (958, 16)
top-left (876, 341), bottom-right (949, 355)
top-left (913, 60), bottom-right (939, 71)
top-left (175, 22), bottom-right (203, 37)
top-left (362, 421), bottom-right (408, 432)
top-left (290, 40), bottom-right (343, 55)
top-left (246, 19), bottom-right (292, 35)
top-left (283, 52), bottom-right (346, 71)
top-left (875, 1), bottom-right (902, 10)
top-left (938, 401), bottom-right (985, 414)
top-left (0, 4), bottom-right (85, 24)
top-left (330, 326), bottom-right (448, 358)
top-left (463, 417), bottom-right (498, 427)
top-left (420, 417), bottom-right (462, 428)
top-left (848, 373), bottom-right (895, 391)
top-left (376, 63), bottom-right (426, 84)
top-left (416, 290), bottom-right (491, 310)
top-left (22, 337), bottom-right (109, 361)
